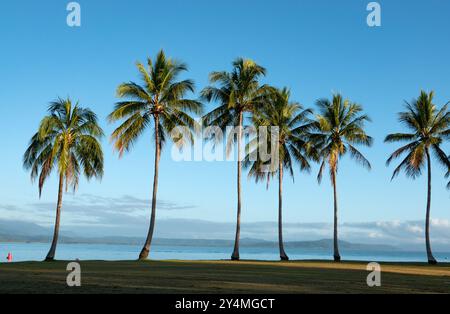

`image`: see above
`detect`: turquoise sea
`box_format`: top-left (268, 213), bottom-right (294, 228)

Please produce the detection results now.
top-left (1, 242), bottom-right (450, 263)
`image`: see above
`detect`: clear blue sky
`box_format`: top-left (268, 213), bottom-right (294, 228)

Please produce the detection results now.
top-left (0, 0), bottom-right (449, 230)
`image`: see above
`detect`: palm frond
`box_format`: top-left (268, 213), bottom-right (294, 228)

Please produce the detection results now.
top-left (312, 94), bottom-right (372, 184)
top-left (386, 91), bottom-right (449, 182)
top-left (109, 50), bottom-right (202, 156)
top-left (243, 87), bottom-right (316, 185)
top-left (24, 98), bottom-right (104, 197)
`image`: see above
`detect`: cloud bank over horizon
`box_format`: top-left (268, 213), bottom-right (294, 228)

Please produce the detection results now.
top-left (1, 194), bottom-right (450, 250)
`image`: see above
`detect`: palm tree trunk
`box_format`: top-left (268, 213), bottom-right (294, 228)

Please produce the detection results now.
top-left (45, 173), bottom-right (64, 261)
top-left (332, 170), bottom-right (341, 262)
top-left (425, 148), bottom-right (437, 265)
top-left (278, 160), bottom-right (289, 261)
top-left (139, 115), bottom-right (161, 260)
top-left (231, 112), bottom-right (243, 261)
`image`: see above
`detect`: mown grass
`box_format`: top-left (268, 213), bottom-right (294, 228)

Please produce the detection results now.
top-left (0, 260), bottom-right (449, 294)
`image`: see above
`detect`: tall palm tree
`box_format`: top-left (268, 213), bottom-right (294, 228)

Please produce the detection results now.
top-left (244, 88), bottom-right (317, 260)
top-left (310, 94), bottom-right (373, 262)
top-left (108, 50), bottom-right (202, 260)
top-left (23, 98), bottom-right (104, 261)
top-left (385, 91), bottom-right (449, 265)
top-left (201, 58), bottom-right (272, 260)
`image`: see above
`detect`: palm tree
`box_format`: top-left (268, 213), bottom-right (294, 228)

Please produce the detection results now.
top-left (108, 50), bottom-right (202, 260)
top-left (385, 91), bottom-right (449, 265)
top-left (244, 88), bottom-right (317, 260)
top-left (23, 98), bottom-right (104, 261)
top-left (310, 94), bottom-right (373, 262)
top-left (201, 58), bottom-right (272, 260)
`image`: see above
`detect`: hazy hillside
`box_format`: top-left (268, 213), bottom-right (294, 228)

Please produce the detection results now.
top-left (0, 219), bottom-right (398, 251)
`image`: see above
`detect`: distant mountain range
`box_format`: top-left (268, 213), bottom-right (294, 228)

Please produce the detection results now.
top-left (0, 220), bottom-right (50, 237)
top-left (0, 234), bottom-right (396, 251)
top-left (0, 219), bottom-right (395, 251)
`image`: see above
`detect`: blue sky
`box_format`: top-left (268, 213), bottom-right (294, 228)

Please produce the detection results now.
top-left (0, 0), bottom-right (449, 242)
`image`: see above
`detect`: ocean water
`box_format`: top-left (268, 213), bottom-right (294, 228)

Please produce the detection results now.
top-left (1, 242), bottom-right (450, 263)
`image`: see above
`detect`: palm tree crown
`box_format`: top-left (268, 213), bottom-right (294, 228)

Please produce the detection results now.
top-left (245, 87), bottom-right (316, 180)
top-left (201, 58), bottom-right (272, 132)
top-left (24, 98), bottom-right (104, 196)
top-left (385, 91), bottom-right (449, 180)
top-left (109, 50), bottom-right (202, 154)
top-left (312, 94), bottom-right (373, 182)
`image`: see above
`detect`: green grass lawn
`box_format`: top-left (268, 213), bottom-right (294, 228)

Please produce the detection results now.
top-left (1, 260), bottom-right (449, 294)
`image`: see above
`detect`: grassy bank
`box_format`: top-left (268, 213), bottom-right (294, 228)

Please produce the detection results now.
top-left (1, 260), bottom-right (449, 294)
